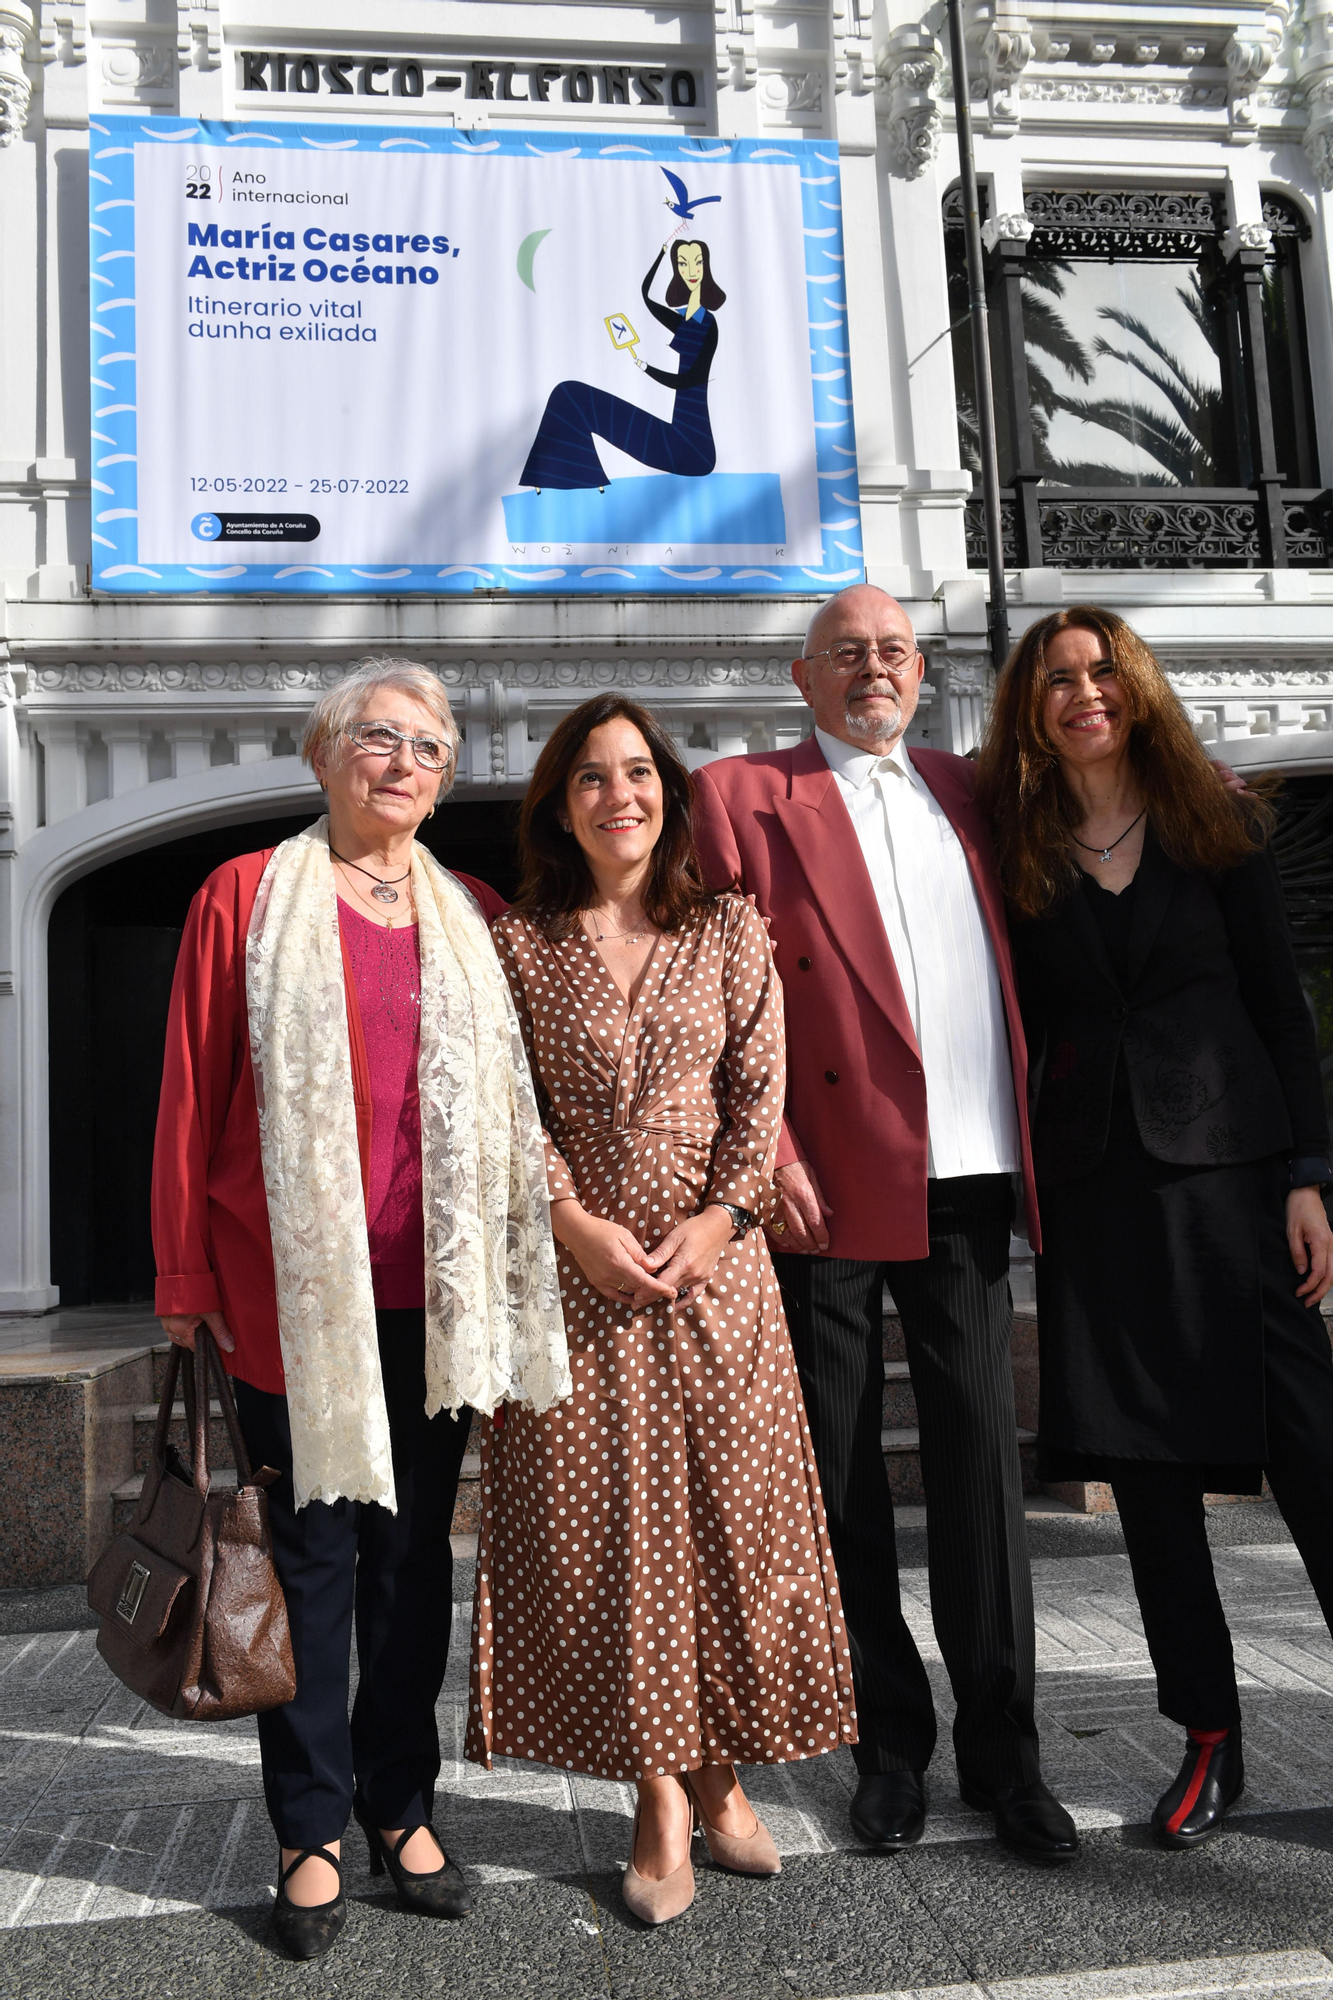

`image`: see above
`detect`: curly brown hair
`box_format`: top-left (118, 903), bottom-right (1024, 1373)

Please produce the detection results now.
top-left (974, 605), bottom-right (1274, 919)
top-left (514, 695), bottom-right (718, 939)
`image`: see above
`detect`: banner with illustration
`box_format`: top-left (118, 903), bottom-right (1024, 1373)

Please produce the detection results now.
top-left (89, 115), bottom-right (862, 596)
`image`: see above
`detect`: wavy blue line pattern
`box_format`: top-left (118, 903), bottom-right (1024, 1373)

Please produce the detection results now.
top-left (91, 116), bottom-right (860, 597)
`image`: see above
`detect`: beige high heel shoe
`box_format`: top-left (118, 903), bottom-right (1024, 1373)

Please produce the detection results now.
top-left (685, 1770), bottom-right (782, 1876)
top-left (622, 1780), bottom-right (696, 1925)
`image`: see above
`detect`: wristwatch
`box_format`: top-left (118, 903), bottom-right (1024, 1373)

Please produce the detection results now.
top-left (717, 1202), bottom-right (753, 1240)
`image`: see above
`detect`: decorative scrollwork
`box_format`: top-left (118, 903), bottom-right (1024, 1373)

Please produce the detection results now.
top-left (963, 497), bottom-right (1018, 567)
top-left (1283, 495), bottom-right (1333, 564)
top-left (1037, 498), bottom-right (1260, 568)
top-left (1262, 192), bottom-right (1313, 240)
top-left (959, 492), bottom-right (1333, 571)
top-left (1021, 187), bottom-right (1221, 259)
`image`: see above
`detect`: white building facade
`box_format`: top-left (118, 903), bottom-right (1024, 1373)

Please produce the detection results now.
top-left (1, 0), bottom-right (1331, 1311)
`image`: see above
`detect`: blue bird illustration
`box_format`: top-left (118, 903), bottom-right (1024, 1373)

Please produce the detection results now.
top-left (661, 168), bottom-right (722, 220)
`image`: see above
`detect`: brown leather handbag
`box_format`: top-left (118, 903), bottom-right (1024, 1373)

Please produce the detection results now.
top-left (87, 1326), bottom-right (296, 1720)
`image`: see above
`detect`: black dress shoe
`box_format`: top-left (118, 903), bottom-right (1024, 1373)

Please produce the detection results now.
top-left (272, 1846), bottom-right (347, 1961)
top-left (849, 1771), bottom-right (927, 1849)
top-left (1151, 1727), bottom-right (1243, 1850)
top-left (354, 1806), bottom-right (473, 1919)
top-left (958, 1777), bottom-right (1079, 1865)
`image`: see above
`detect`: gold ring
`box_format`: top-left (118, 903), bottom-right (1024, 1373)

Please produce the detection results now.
top-left (771, 1220), bottom-right (787, 1234)
top-left (617, 1282), bottom-right (630, 1293)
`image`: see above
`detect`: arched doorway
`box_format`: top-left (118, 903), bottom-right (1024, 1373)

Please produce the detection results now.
top-left (47, 799), bottom-right (519, 1307)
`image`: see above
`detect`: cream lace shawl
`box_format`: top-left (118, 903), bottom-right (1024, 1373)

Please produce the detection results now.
top-left (245, 819), bottom-right (569, 1511)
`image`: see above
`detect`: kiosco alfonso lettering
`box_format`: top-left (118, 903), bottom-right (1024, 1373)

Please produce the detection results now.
top-left (185, 223), bottom-right (455, 287)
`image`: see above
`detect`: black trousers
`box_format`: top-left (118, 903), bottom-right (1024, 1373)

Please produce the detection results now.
top-left (774, 1173), bottom-right (1039, 1788)
top-left (233, 1308), bottom-right (470, 1849)
top-left (1110, 1222), bottom-right (1333, 1731)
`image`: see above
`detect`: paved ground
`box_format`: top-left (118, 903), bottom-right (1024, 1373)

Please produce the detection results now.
top-left (3, 1516), bottom-right (1333, 1999)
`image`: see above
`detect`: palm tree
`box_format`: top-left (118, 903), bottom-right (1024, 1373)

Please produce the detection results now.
top-left (1036, 273), bottom-right (1229, 487)
top-left (948, 253), bottom-right (1094, 472)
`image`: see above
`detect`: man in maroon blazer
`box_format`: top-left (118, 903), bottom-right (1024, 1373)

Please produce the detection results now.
top-left (693, 584), bottom-right (1077, 1864)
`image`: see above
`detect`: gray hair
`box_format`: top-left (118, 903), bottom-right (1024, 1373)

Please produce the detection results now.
top-left (301, 657), bottom-right (462, 795)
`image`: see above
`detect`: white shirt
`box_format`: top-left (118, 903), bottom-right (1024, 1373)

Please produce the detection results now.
top-left (814, 726), bottom-right (1020, 1180)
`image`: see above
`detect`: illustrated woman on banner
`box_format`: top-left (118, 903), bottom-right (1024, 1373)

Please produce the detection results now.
top-left (520, 234), bottom-right (726, 492)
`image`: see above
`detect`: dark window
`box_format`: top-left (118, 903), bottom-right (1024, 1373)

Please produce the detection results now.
top-left (946, 186), bottom-right (1323, 568)
top-left (1261, 195), bottom-right (1318, 489)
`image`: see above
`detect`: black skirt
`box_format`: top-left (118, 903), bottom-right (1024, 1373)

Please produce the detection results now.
top-left (1035, 1082), bottom-right (1277, 1491)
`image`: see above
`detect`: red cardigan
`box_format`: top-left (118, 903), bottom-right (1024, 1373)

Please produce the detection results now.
top-left (151, 850), bottom-right (508, 1394)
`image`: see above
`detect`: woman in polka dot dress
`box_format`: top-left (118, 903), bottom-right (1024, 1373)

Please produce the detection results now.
top-left (466, 695), bottom-right (856, 1925)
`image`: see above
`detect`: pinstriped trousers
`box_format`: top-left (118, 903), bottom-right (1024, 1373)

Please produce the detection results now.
top-left (774, 1173), bottom-right (1041, 1789)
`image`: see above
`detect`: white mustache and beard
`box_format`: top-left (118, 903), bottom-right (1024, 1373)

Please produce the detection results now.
top-left (841, 677), bottom-right (904, 743)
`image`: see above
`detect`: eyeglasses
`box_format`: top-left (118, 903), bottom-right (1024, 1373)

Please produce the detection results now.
top-left (802, 640), bottom-right (920, 677)
top-left (345, 721), bottom-right (452, 773)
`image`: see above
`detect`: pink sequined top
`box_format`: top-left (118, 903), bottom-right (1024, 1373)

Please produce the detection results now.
top-left (337, 899), bottom-right (425, 1310)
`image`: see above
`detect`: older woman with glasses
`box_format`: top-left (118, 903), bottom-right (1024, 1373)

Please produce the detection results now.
top-left (152, 657), bottom-right (567, 1961)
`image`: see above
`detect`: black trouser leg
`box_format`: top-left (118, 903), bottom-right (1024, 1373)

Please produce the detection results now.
top-left (233, 1309), bottom-right (470, 1849)
top-left (1109, 1462), bottom-right (1239, 1729)
top-left (886, 1173), bottom-right (1040, 1791)
top-left (352, 1310), bottom-right (470, 1832)
top-left (234, 1379), bottom-right (360, 1848)
top-left (1255, 1198), bottom-right (1333, 1636)
top-left (774, 1251), bottom-right (937, 1774)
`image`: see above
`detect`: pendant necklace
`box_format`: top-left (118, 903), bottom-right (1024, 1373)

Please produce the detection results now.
top-left (1074, 807), bottom-right (1146, 866)
top-left (330, 844), bottom-right (410, 905)
top-left (586, 908), bottom-right (650, 942)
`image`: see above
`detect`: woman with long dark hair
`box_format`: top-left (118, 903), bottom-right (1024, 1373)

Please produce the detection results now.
top-left (976, 607), bottom-right (1333, 1850)
top-left (466, 695), bottom-right (854, 1925)
top-left (520, 239), bottom-right (725, 490)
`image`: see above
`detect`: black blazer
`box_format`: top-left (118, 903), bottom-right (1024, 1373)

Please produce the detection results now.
top-left (1014, 831), bottom-right (1327, 1185)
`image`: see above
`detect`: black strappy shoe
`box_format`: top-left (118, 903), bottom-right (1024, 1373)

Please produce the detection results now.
top-left (353, 1805), bottom-right (473, 1919)
top-left (272, 1845), bottom-right (347, 1960)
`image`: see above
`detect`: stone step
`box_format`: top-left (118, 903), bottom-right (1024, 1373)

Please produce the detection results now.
top-left (882, 1310), bottom-right (905, 1364)
top-left (133, 1401), bottom-right (232, 1475)
top-left (883, 1426), bottom-right (1038, 1505)
top-left (883, 1359), bottom-right (917, 1428)
top-left (115, 1455), bottom-right (486, 1539)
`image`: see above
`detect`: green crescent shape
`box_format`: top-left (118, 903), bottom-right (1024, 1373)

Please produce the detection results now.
top-left (517, 228), bottom-right (552, 292)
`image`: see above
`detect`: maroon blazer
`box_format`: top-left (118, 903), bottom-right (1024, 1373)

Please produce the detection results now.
top-left (692, 736), bottom-right (1040, 1262)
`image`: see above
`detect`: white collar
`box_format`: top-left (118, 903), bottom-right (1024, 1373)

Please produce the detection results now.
top-left (814, 726), bottom-right (915, 790)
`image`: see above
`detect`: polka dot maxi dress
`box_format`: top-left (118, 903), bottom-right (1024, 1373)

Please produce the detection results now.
top-left (467, 896), bottom-right (856, 1781)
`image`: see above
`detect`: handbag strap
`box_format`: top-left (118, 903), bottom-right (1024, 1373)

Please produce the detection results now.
top-left (186, 1330), bottom-right (210, 1501)
top-left (152, 1337), bottom-right (185, 1470)
top-left (193, 1325), bottom-right (255, 1487)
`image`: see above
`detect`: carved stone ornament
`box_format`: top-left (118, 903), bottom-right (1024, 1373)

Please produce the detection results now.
top-left (1220, 221), bottom-right (1275, 260)
top-left (101, 42), bottom-right (173, 98)
top-left (714, 0), bottom-right (756, 91)
top-left (1297, 0), bottom-right (1333, 189)
top-left (760, 70), bottom-right (823, 117)
top-left (0, 5), bottom-right (33, 145)
top-left (878, 25), bottom-right (941, 179)
top-left (1224, 5), bottom-right (1289, 135)
top-left (38, 0), bottom-right (81, 66)
top-left (833, 0), bottom-right (872, 97)
top-left (980, 211), bottom-right (1033, 251)
top-left (982, 15), bottom-right (1033, 127)
top-left (27, 657), bottom-right (810, 696)
top-left (177, 1), bottom-right (221, 72)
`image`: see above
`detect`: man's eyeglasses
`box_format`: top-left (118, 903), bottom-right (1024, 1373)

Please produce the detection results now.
top-left (801, 640), bottom-right (920, 677)
top-left (345, 721), bottom-right (452, 773)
